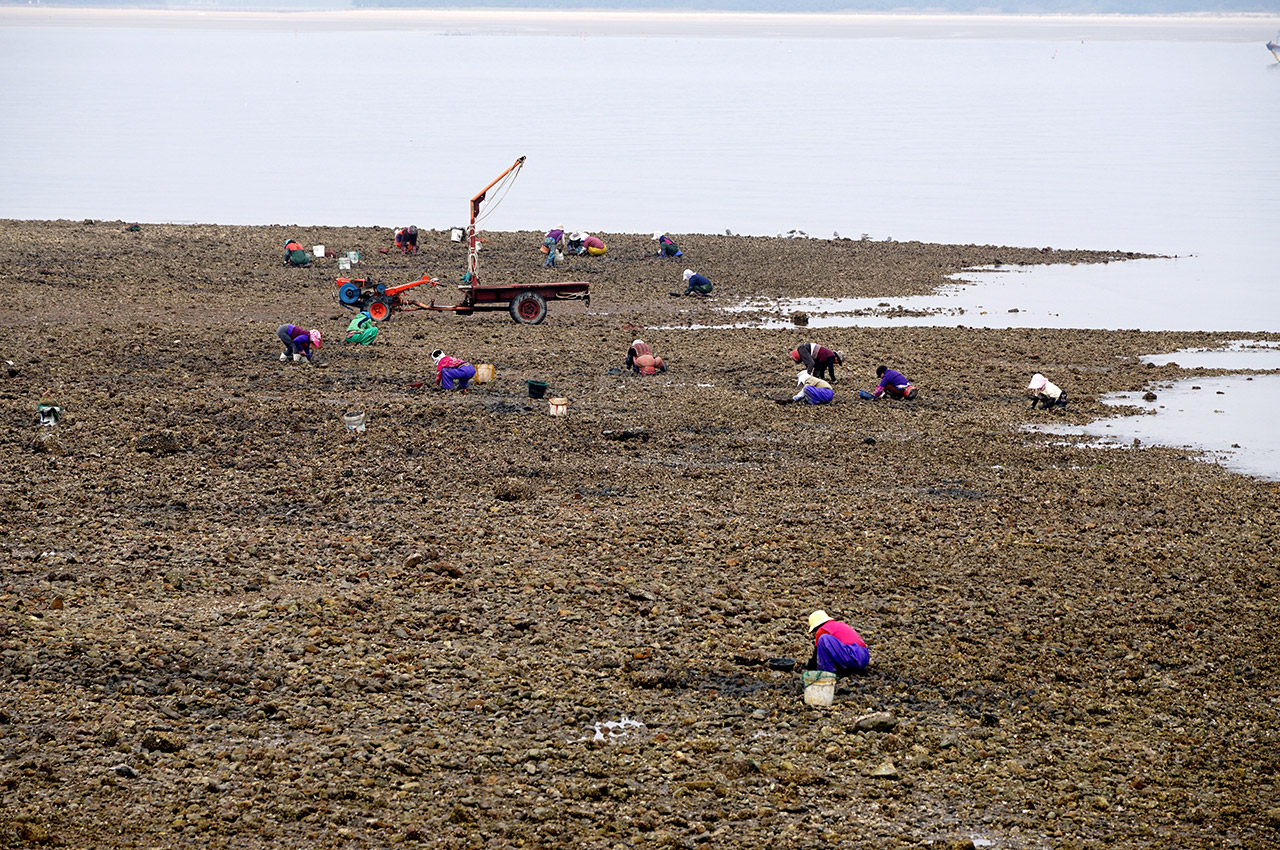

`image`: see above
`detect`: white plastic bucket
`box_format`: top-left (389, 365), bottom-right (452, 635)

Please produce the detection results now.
top-left (313, 245), bottom-right (325, 257)
top-left (338, 257), bottom-right (351, 270)
top-left (343, 411), bottom-right (366, 432)
top-left (347, 251), bottom-right (360, 264)
top-left (450, 229), bottom-right (463, 243)
top-left (548, 397), bottom-right (568, 417)
top-left (803, 672), bottom-right (836, 707)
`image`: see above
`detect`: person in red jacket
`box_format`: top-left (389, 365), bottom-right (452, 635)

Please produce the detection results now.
top-left (431, 349), bottom-right (475, 391)
top-left (393, 226), bottom-right (418, 254)
top-left (789, 343), bottom-right (843, 383)
top-left (804, 610), bottom-right (870, 676)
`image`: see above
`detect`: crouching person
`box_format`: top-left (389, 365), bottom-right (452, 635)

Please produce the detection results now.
top-left (785, 371), bottom-right (834, 405)
top-left (277, 324), bottom-right (322, 362)
top-left (804, 610), bottom-right (870, 677)
top-left (625, 339), bottom-right (667, 375)
top-left (869, 365), bottom-right (917, 399)
top-left (1027, 373), bottom-right (1067, 410)
top-left (344, 311), bottom-right (378, 345)
top-left (432, 349), bottom-right (475, 391)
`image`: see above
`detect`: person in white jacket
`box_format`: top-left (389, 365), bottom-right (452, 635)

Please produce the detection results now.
top-left (1027, 373), bottom-right (1067, 410)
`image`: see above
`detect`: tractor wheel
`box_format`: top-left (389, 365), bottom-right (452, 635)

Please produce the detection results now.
top-left (368, 298), bottom-right (392, 322)
top-left (338, 282), bottom-right (361, 305)
top-left (509, 291), bottom-right (548, 325)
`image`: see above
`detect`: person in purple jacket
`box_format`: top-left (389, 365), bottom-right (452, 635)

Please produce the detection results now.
top-left (276, 324), bottom-right (322, 362)
top-left (867, 365), bottom-right (917, 399)
top-left (804, 610), bottom-right (870, 676)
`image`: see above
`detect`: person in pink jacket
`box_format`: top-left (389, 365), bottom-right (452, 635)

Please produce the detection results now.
top-left (804, 610), bottom-right (870, 676)
top-left (431, 349), bottom-right (475, 391)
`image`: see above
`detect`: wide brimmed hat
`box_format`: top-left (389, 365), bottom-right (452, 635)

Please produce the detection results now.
top-left (652, 232), bottom-right (664, 241)
top-left (431, 349), bottom-right (445, 362)
top-left (570, 232), bottom-right (584, 241)
top-left (1027, 373), bottom-right (1047, 391)
top-left (808, 610), bottom-right (833, 633)
top-left (682, 269), bottom-right (694, 281)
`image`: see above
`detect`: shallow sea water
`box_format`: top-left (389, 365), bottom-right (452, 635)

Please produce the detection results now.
top-left (1029, 370), bottom-right (1280, 481)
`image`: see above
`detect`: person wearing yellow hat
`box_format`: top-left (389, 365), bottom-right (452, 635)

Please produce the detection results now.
top-left (804, 610), bottom-right (869, 676)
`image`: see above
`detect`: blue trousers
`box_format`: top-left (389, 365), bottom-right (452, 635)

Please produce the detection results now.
top-left (803, 386), bottom-right (835, 405)
top-left (440, 363), bottom-right (475, 390)
top-left (815, 634), bottom-right (870, 675)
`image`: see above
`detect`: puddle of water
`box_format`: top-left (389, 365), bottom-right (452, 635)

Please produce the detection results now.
top-left (571, 715), bottom-right (646, 743)
top-left (1030, 373), bottom-right (1280, 482)
top-left (1141, 339), bottom-right (1280, 370)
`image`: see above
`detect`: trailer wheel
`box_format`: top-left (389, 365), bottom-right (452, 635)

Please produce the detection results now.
top-left (368, 298), bottom-right (392, 322)
top-left (509, 291), bottom-right (547, 325)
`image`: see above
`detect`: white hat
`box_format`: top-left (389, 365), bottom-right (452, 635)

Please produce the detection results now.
top-left (652, 232), bottom-right (664, 241)
top-left (797, 370), bottom-right (811, 386)
top-left (632, 339), bottom-right (644, 348)
top-left (431, 349), bottom-right (445, 362)
top-left (807, 610), bottom-right (833, 633)
top-left (571, 232), bottom-right (584, 241)
top-left (682, 269), bottom-right (694, 281)
top-left (1027, 373), bottom-right (1047, 391)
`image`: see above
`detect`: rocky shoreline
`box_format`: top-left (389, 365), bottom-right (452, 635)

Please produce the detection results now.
top-left (2, 219), bottom-right (1276, 849)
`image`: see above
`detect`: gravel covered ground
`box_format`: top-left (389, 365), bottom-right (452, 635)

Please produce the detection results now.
top-left (2, 220), bottom-right (1277, 849)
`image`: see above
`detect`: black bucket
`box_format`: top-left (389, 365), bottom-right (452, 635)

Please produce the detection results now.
top-left (527, 380), bottom-right (549, 399)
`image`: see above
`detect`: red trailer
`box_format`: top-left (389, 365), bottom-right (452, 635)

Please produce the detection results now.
top-left (336, 156), bottom-right (589, 324)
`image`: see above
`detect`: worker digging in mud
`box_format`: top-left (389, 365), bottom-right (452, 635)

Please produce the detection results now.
top-left (672, 269), bottom-right (713, 297)
top-left (567, 233), bottom-right (606, 256)
top-left (432, 349), bottom-right (475, 391)
top-left (276, 324), bottom-right (322, 362)
top-left (625, 339), bottom-right (667, 375)
top-left (862, 365), bottom-right (917, 400)
top-left (283, 239), bottom-right (311, 266)
top-left (779, 371), bottom-right (834, 405)
top-left (542, 225), bottom-right (566, 268)
top-left (789, 343), bottom-right (844, 383)
top-left (653, 232), bottom-right (683, 258)
top-left (804, 610), bottom-right (870, 677)
top-left (1027, 373), bottom-right (1067, 410)
top-left (343, 311), bottom-right (378, 345)
top-left (393, 226), bottom-right (419, 254)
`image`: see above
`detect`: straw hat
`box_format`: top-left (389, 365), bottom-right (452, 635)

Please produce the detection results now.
top-left (683, 269), bottom-right (694, 281)
top-left (808, 610), bottom-right (833, 633)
